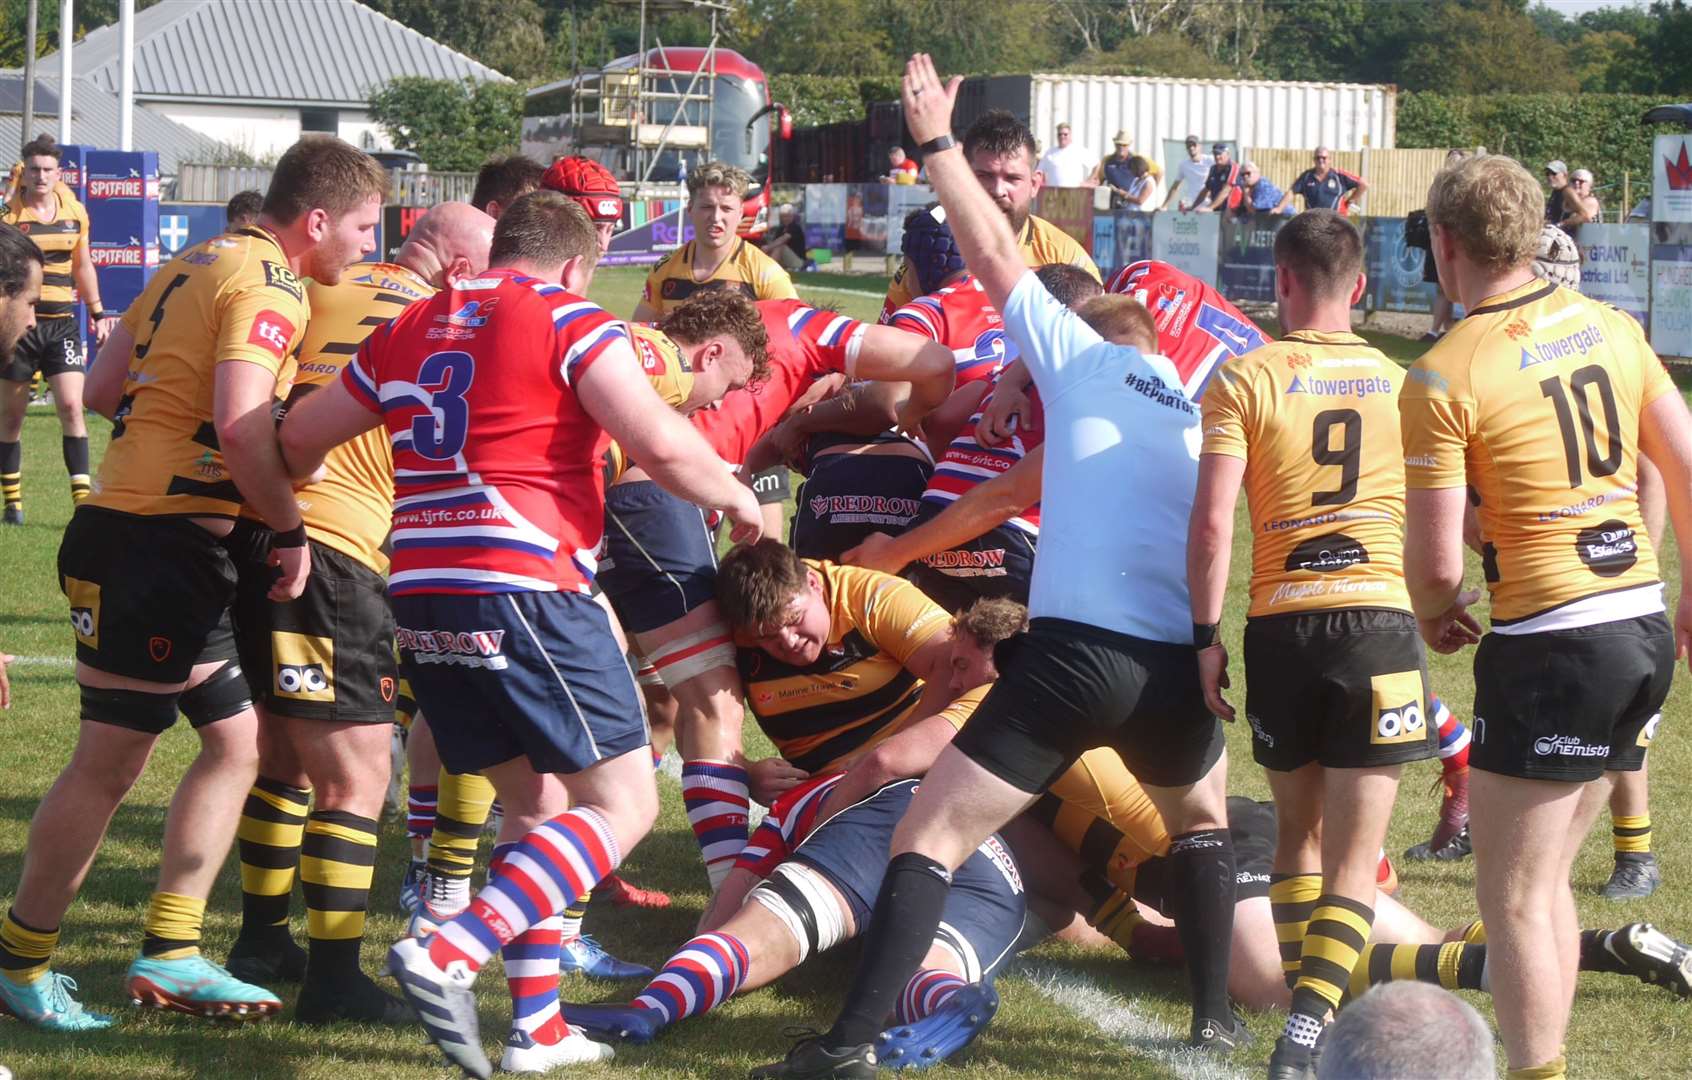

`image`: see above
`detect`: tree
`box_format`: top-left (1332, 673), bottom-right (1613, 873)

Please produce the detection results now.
top-left (729, 0), bottom-right (896, 76)
top-left (0, 0), bottom-right (165, 68)
top-left (368, 77), bottom-right (525, 171)
top-left (363, 0), bottom-right (550, 79)
top-left (1399, 0), bottom-right (1578, 93)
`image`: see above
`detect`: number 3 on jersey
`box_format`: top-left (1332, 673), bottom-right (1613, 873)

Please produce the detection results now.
top-left (412, 350), bottom-right (475, 460)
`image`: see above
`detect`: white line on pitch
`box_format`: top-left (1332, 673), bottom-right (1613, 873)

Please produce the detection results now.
top-left (1017, 961), bottom-right (1251, 1080)
top-left (8, 656), bottom-right (73, 667)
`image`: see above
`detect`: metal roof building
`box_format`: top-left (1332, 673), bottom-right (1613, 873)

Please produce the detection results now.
top-left (31, 0), bottom-right (509, 160)
top-left (38, 0), bottom-right (509, 108)
top-left (0, 73), bottom-right (226, 173)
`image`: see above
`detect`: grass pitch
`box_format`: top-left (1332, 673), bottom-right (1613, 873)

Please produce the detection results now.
top-left (0, 267), bottom-right (1688, 1078)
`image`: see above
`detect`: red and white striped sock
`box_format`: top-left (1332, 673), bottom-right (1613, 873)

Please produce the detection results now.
top-left (681, 760), bottom-right (750, 889)
top-left (1432, 696), bottom-right (1470, 773)
top-left (895, 969), bottom-right (966, 1024)
top-left (632, 932), bottom-right (750, 1027)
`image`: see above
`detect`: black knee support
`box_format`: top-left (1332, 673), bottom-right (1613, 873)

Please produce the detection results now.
top-left (179, 660), bottom-right (252, 727)
top-left (80, 685), bottom-right (179, 734)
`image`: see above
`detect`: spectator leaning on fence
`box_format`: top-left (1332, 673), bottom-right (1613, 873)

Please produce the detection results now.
top-left (1036, 121), bottom-right (1096, 189)
top-left (1274, 145), bottom-right (1366, 215)
top-left (1559, 168), bottom-right (1602, 233)
top-left (1194, 143), bottom-right (1241, 213)
top-left (1166, 134), bottom-right (1213, 211)
top-left (1232, 161), bottom-right (1290, 217)
top-left (886, 146), bottom-right (920, 185)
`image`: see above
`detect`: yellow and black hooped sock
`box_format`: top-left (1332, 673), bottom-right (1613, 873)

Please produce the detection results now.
top-left (236, 777), bottom-right (311, 942)
top-left (1613, 814), bottom-right (1652, 855)
top-left (62, 435), bottom-right (89, 502)
top-left (427, 769), bottom-right (496, 880)
top-left (1269, 873), bottom-right (1322, 989)
top-left (1291, 894), bottom-right (1375, 1016)
top-left (1089, 887), bottom-right (1146, 954)
top-left (141, 891), bottom-right (206, 959)
top-left (1347, 940), bottom-right (1486, 999)
top-left (301, 809), bottom-right (379, 980)
top-left (1, 439), bottom-right (21, 510)
top-left (0, 908), bottom-right (59, 985)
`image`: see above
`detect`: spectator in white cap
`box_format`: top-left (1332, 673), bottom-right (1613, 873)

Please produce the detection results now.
top-left (1544, 159), bottom-right (1570, 223)
top-left (1559, 167), bottom-right (1602, 232)
top-left (760, 201), bottom-right (811, 272)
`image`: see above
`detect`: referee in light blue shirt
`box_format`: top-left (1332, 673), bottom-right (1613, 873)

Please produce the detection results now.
top-left (752, 52), bottom-right (1244, 1080)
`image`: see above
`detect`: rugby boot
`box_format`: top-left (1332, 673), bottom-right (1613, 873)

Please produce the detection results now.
top-left (560, 936), bottom-right (654, 980)
top-left (224, 932), bottom-right (307, 985)
top-left (409, 869), bottom-right (471, 940)
top-left (498, 1025), bottom-right (614, 1072)
top-left (1404, 767), bottom-right (1470, 861)
top-left (750, 1031), bottom-right (878, 1079)
top-left (125, 954), bottom-right (281, 1020)
top-left (1191, 1011), bottom-right (1252, 1053)
top-left (875, 982), bottom-right (998, 1070)
top-left (563, 1001), bottom-right (665, 1044)
top-left (387, 937), bottom-right (490, 1079)
top-left (1267, 1034), bottom-right (1318, 1080)
top-left (397, 858), bottom-right (426, 914)
top-left (1608, 922), bottom-right (1692, 995)
top-left (594, 871), bottom-right (673, 909)
top-left (0, 970), bottom-right (113, 1031)
top-left (293, 969), bottom-right (412, 1025)
top-left (1601, 852), bottom-right (1661, 900)
top-left (1, 506), bottom-right (21, 526)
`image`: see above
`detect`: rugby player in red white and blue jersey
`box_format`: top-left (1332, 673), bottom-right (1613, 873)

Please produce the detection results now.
top-left (279, 190), bottom-right (762, 1079)
top-left (603, 293), bottom-right (952, 893)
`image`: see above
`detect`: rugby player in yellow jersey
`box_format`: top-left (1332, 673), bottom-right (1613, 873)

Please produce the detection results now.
top-left (1401, 154), bottom-right (1692, 1080)
top-left (630, 161), bottom-right (798, 323)
top-left (877, 110), bottom-right (1099, 323)
top-left (0, 134), bottom-right (116, 523)
top-left (219, 203), bottom-right (494, 1025)
top-left (1186, 210), bottom-right (1434, 1078)
top-left (0, 137), bottom-right (388, 1031)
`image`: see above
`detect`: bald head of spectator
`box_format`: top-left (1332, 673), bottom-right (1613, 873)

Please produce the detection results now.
top-left (1316, 983), bottom-right (1494, 1080)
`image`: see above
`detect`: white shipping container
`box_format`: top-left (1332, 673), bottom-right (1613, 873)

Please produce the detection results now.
top-left (952, 73), bottom-right (1395, 169)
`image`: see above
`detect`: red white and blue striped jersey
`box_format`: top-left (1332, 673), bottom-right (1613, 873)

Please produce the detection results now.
top-left (692, 298), bottom-right (864, 465)
top-left (886, 274), bottom-right (1012, 389)
top-left (921, 373), bottom-right (1045, 535)
top-left (734, 772), bottom-right (845, 878)
top-left (342, 269), bottom-right (628, 597)
top-left (1105, 260), bottom-right (1269, 401)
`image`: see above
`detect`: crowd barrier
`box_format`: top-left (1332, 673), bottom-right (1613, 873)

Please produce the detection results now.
top-left (150, 181), bottom-right (1688, 358)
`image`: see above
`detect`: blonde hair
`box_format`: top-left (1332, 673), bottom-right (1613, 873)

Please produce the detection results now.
top-left (1077, 295), bottom-right (1157, 353)
top-left (952, 598), bottom-right (1028, 648)
top-left (686, 160), bottom-right (751, 202)
top-left (1425, 155), bottom-right (1542, 273)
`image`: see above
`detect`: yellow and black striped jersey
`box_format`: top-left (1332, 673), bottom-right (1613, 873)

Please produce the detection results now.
top-left (284, 263), bottom-right (435, 573)
top-left (738, 561), bottom-right (950, 774)
top-left (603, 324), bottom-right (696, 486)
top-left (1037, 748), bottom-right (1171, 891)
top-left (3, 191), bottom-right (88, 319)
top-left (1202, 331), bottom-right (1412, 617)
top-left (880, 214), bottom-right (1098, 320)
top-left (639, 239), bottom-right (798, 315)
top-left (1401, 279), bottom-right (1674, 628)
top-left (91, 227), bottom-right (309, 520)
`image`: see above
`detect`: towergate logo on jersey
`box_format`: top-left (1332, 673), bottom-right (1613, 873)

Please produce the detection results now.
top-left (1286, 374), bottom-right (1394, 398)
top-left (1520, 323), bottom-right (1605, 368)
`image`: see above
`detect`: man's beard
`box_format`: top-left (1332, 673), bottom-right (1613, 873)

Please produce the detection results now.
top-left (999, 200), bottom-right (1029, 236)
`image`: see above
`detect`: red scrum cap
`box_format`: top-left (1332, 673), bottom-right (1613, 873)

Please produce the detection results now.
top-left (542, 156), bottom-right (624, 223)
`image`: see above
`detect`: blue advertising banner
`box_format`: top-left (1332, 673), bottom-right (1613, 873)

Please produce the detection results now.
top-left (159, 203), bottom-right (230, 256)
top-left (1217, 212), bottom-right (1287, 305)
top-left (602, 204), bottom-right (687, 267)
top-left (83, 150), bottom-right (161, 315)
top-left (1363, 216), bottom-right (1439, 315)
top-left (1091, 211), bottom-right (1153, 278)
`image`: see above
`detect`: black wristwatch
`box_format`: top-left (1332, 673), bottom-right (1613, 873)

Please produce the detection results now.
top-left (919, 134), bottom-right (957, 156)
top-left (1193, 623), bottom-right (1221, 650)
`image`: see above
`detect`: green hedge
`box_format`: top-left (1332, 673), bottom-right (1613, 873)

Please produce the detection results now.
top-left (1399, 92), bottom-right (1667, 199)
top-left (768, 74), bottom-right (901, 127)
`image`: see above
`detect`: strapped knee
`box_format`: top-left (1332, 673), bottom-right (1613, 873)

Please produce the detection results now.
top-left (179, 660), bottom-right (252, 727)
top-left (748, 861), bottom-right (847, 963)
top-left (645, 626), bottom-right (736, 689)
top-left (80, 684), bottom-right (179, 732)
